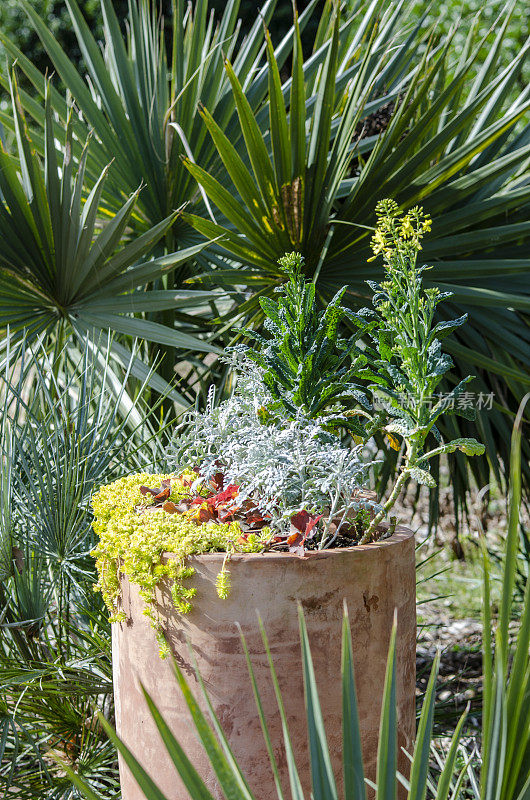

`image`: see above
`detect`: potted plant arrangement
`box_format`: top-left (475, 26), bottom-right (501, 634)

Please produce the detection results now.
top-left (92, 201), bottom-right (484, 800)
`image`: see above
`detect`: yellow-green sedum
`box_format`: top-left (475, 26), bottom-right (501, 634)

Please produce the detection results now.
top-left (91, 472), bottom-right (268, 656)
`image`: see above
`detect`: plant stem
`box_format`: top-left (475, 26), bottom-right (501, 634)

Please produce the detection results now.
top-left (361, 442), bottom-right (417, 543)
top-left (361, 470), bottom-right (407, 543)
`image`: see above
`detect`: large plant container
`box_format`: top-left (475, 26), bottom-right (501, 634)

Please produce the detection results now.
top-left (112, 526), bottom-right (416, 800)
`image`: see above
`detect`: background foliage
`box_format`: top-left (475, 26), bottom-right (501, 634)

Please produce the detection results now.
top-left (0, 341), bottom-right (166, 797)
top-left (1, 0), bottom-right (528, 88)
top-left (0, 0), bottom-right (324, 86)
top-left (0, 0), bottom-right (529, 795)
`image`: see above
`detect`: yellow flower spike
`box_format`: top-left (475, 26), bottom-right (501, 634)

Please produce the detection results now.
top-left (400, 216), bottom-right (414, 238)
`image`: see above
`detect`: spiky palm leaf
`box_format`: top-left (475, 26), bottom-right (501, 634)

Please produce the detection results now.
top-left (182, 2), bottom-right (530, 520)
top-left (0, 0), bottom-right (320, 236)
top-left (0, 71), bottom-right (224, 406)
top-left (0, 0), bottom-right (326, 396)
top-left (0, 338), bottom-right (169, 798)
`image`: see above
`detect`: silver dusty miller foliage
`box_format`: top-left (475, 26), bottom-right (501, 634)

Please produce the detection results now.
top-left (171, 355), bottom-right (380, 546)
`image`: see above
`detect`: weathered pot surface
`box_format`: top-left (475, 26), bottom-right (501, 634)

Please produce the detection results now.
top-left (113, 526), bottom-right (416, 800)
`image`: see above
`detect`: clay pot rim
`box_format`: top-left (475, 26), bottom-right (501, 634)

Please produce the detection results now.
top-left (161, 524), bottom-right (414, 564)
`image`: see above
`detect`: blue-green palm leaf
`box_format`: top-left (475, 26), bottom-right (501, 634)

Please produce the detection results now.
top-left (0, 72), bottom-right (220, 404)
top-left (0, 0), bottom-right (320, 237)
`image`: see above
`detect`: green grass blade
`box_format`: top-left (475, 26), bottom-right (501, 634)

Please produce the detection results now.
top-left (504, 661), bottom-right (530, 800)
top-left (43, 84), bottom-right (62, 271)
top-left (237, 624), bottom-right (285, 800)
top-left (77, 311), bottom-right (222, 354)
top-left (78, 211), bottom-right (178, 294)
top-left (65, 0), bottom-right (133, 144)
top-left (298, 605), bottom-right (338, 800)
top-left (480, 536), bottom-right (493, 787)
top-left (306, 10), bottom-right (339, 230)
top-left (181, 214), bottom-right (276, 271)
top-left (90, 289), bottom-right (220, 313)
top-left (498, 395), bottom-right (528, 666)
top-left (73, 711), bottom-right (171, 800)
top-left (258, 616), bottom-right (305, 800)
top-left (197, 105), bottom-right (269, 223)
top-left (8, 71), bottom-right (54, 273)
top-left (171, 656), bottom-right (256, 800)
top-left (341, 606), bottom-right (366, 800)
top-left (95, 240), bottom-right (212, 296)
top-left (407, 652), bottom-right (440, 800)
top-left (75, 190), bottom-right (139, 285)
top-left (514, 771), bottom-right (530, 800)
top-left (376, 618), bottom-right (397, 800)
top-left (182, 160), bottom-right (276, 251)
top-left (434, 708), bottom-right (468, 800)
top-left (141, 685), bottom-right (217, 800)
top-left (502, 396), bottom-right (530, 797)
top-left (483, 638), bottom-right (507, 800)
top-left (20, 0), bottom-right (119, 157)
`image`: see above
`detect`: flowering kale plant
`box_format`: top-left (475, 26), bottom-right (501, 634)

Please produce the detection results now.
top-left (91, 200), bottom-right (485, 640)
top-left (353, 200), bottom-right (485, 539)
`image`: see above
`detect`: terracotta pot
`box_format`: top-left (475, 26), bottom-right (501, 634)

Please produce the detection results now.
top-left (113, 526), bottom-right (416, 800)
